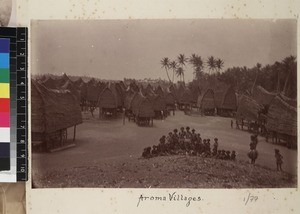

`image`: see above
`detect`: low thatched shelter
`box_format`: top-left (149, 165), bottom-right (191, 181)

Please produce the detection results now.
top-left (197, 89), bottom-right (215, 115)
top-left (267, 96), bottom-right (297, 138)
top-left (31, 80), bottom-right (82, 150)
top-left (252, 86), bottom-right (276, 107)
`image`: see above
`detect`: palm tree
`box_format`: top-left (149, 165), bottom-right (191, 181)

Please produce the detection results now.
top-left (160, 57), bottom-right (172, 83)
top-left (251, 63), bottom-right (262, 94)
top-left (207, 56), bottom-right (216, 75)
top-left (177, 54), bottom-right (188, 82)
top-left (169, 60), bottom-right (178, 83)
top-left (189, 54), bottom-right (204, 80)
top-left (282, 55), bottom-right (296, 95)
top-left (176, 67), bottom-right (185, 83)
top-left (215, 58), bottom-right (224, 73)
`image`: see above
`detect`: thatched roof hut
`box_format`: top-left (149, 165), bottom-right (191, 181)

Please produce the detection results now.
top-left (86, 82), bottom-right (104, 103)
top-left (214, 85), bottom-right (237, 110)
top-left (179, 89), bottom-right (193, 104)
top-left (31, 80), bottom-right (82, 135)
top-left (236, 95), bottom-right (263, 121)
top-left (61, 80), bottom-right (81, 101)
top-left (278, 93), bottom-right (297, 108)
top-left (197, 89), bottom-right (215, 110)
top-left (124, 90), bottom-right (135, 110)
top-left (131, 95), bottom-right (155, 118)
top-left (152, 95), bottom-right (166, 112)
top-left (252, 86), bottom-right (276, 107)
top-left (41, 77), bottom-right (58, 89)
top-left (78, 82), bottom-right (88, 101)
top-left (97, 87), bottom-right (118, 109)
top-left (266, 96), bottom-right (297, 136)
top-left (73, 77), bottom-right (84, 87)
top-left (165, 92), bottom-right (176, 106)
top-left (155, 86), bottom-right (165, 97)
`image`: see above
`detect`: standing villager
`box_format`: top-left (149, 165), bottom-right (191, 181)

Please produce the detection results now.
top-left (248, 137), bottom-right (258, 164)
top-left (231, 151), bottom-right (236, 160)
top-left (213, 138), bottom-right (218, 156)
top-left (275, 149), bottom-right (283, 171)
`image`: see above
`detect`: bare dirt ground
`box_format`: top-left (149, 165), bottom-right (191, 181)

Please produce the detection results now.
top-left (32, 110), bottom-right (297, 188)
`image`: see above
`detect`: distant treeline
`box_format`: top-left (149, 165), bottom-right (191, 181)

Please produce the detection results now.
top-left (189, 55), bottom-right (297, 99)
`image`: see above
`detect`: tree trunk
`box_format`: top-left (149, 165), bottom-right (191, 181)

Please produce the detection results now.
top-left (283, 69), bottom-right (291, 95)
top-left (277, 70), bottom-right (280, 93)
top-left (251, 70), bottom-right (259, 94)
top-left (165, 68), bottom-right (171, 83)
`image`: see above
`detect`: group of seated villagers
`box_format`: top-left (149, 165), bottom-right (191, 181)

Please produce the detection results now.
top-left (142, 126), bottom-right (236, 161)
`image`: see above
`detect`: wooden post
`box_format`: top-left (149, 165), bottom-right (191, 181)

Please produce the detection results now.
top-left (73, 125), bottom-right (77, 142)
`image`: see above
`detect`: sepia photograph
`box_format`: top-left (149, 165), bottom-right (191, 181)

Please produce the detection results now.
top-left (0, 0), bottom-right (14, 27)
top-left (31, 19), bottom-right (297, 189)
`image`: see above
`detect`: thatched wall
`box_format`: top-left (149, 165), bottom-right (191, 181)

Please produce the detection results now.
top-left (197, 89), bottom-right (215, 110)
top-left (131, 93), bottom-right (144, 113)
top-left (267, 96), bottom-right (297, 136)
top-left (155, 86), bottom-right (164, 97)
top-left (152, 95), bottom-right (166, 111)
top-left (31, 81), bottom-right (46, 135)
top-left (179, 89), bottom-right (193, 104)
top-left (214, 85), bottom-right (237, 110)
top-left (133, 97), bottom-right (155, 118)
top-left (252, 86), bottom-right (276, 107)
top-left (236, 95), bottom-right (263, 121)
top-left (165, 93), bottom-right (175, 106)
top-left (86, 83), bottom-right (101, 103)
top-left (97, 87), bottom-right (117, 109)
top-left (31, 80), bottom-right (82, 134)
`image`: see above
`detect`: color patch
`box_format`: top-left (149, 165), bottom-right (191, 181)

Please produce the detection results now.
top-left (0, 98), bottom-right (10, 112)
top-left (0, 83), bottom-right (10, 98)
top-left (0, 39), bottom-right (9, 53)
top-left (0, 112), bottom-right (10, 127)
top-left (0, 68), bottom-right (9, 83)
top-left (0, 143), bottom-right (10, 157)
top-left (0, 128), bottom-right (10, 142)
top-left (0, 158), bottom-right (10, 170)
top-left (0, 53), bottom-right (9, 68)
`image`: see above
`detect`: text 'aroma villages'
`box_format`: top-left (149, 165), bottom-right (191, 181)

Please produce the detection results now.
top-left (137, 192), bottom-right (203, 207)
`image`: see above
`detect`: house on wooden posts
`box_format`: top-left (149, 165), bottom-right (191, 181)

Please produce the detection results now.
top-left (252, 86), bottom-right (276, 108)
top-left (152, 95), bottom-right (166, 119)
top-left (97, 83), bottom-right (122, 117)
top-left (131, 93), bottom-right (155, 126)
top-left (266, 96), bottom-right (297, 148)
top-left (31, 80), bottom-right (82, 152)
top-left (197, 88), bottom-right (216, 115)
top-left (214, 85), bottom-right (237, 117)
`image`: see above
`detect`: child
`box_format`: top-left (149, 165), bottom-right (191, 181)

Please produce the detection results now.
top-left (231, 151), bottom-right (236, 161)
top-left (275, 149), bottom-right (283, 171)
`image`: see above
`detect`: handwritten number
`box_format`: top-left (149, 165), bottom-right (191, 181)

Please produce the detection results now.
top-left (244, 193), bottom-right (258, 205)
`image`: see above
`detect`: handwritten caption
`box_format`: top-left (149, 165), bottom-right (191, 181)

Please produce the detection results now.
top-left (243, 192), bottom-right (259, 205)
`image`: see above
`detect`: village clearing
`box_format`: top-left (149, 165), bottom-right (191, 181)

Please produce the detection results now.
top-left (32, 111), bottom-right (297, 188)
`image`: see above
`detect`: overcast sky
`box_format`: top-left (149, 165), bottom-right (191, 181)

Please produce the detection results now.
top-left (31, 19), bottom-right (297, 82)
